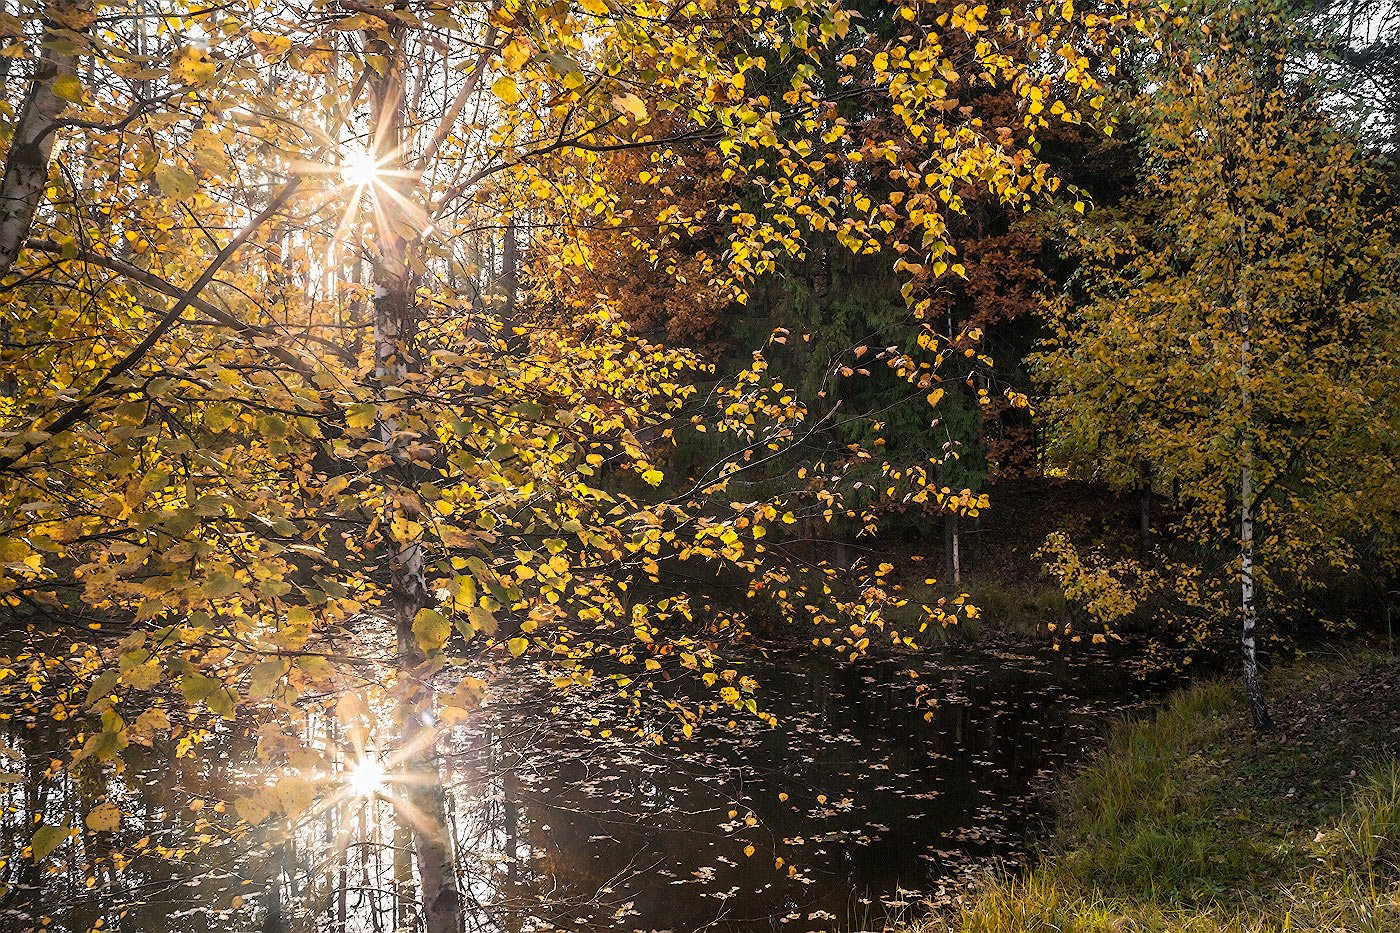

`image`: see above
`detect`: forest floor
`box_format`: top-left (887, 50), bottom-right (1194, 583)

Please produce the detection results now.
top-left (909, 647), bottom-right (1400, 932)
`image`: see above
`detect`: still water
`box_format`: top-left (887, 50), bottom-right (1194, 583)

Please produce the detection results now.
top-left (0, 643), bottom-right (1168, 933)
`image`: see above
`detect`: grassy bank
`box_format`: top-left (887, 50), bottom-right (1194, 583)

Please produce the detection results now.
top-left (915, 650), bottom-right (1400, 933)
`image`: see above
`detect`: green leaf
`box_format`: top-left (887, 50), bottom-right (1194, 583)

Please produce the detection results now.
top-left (201, 570), bottom-right (241, 599)
top-left (154, 163), bottom-right (198, 200)
top-left (507, 637), bottom-right (529, 658)
top-left (85, 670), bottom-right (119, 709)
top-left (468, 605), bottom-right (498, 636)
top-left (31, 822), bottom-right (69, 862)
top-left (248, 660), bottom-right (285, 698)
top-left (181, 671), bottom-right (236, 718)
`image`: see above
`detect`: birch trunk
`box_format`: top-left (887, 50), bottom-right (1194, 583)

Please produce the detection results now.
top-left (951, 514), bottom-right (961, 586)
top-left (0, 2), bottom-right (80, 279)
top-left (0, 2), bottom-right (81, 399)
top-left (367, 24), bottom-right (465, 933)
top-left (1238, 302), bottom-right (1273, 731)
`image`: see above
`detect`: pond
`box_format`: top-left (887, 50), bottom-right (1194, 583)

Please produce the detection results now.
top-left (0, 641), bottom-right (1173, 933)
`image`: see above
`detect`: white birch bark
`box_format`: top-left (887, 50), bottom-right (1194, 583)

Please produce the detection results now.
top-left (366, 22), bottom-right (464, 933)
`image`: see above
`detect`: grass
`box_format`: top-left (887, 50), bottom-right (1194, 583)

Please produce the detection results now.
top-left (909, 649), bottom-right (1400, 933)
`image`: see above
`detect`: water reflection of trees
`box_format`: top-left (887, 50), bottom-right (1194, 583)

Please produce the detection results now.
top-left (0, 645), bottom-right (1157, 932)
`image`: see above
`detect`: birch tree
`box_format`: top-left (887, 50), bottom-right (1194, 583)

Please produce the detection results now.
top-left (1034, 0), bottom-right (1400, 728)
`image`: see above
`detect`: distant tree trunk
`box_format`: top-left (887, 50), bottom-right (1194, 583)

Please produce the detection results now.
top-left (394, 814), bottom-right (414, 929)
top-left (832, 536), bottom-right (852, 569)
top-left (0, 0), bottom-right (12, 99)
top-left (262, 838), bottom-right (289, 933)
top-left (1239, 303), bottom-right (1273, 731)
top-left (501, 218), bottom-right (519, 326)
top-left (951, 514), bottom-right (961, 586)
top-left (944, 513), bottom-right (961, 586)
top-left (1137, 458), bottom-right (1152, 563)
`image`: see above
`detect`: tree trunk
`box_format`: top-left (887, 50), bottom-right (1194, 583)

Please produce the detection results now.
top-left (394, 810), bottom-right (414, 930)
top-left (501, 218), bottom-right (519, 329)
top-left (1240, 461), bottom-right (1272, 730)
top-left (390, 576), bottom-right (464, 933)
top-left (377, 214), bottom-right (465, 933)
top-left (0, 1), bottom-right (80, 280)
top-left (367, 23), bottom-right (465, 933)
top-left (1239, 304), bottom-right (1273, 731)
top-left (951, 513), bottom-right (961, 586)
top-left (262, 837), bottom-right (289, 933)
top-left (1137, 458), bottom-right (1152, 563)
top-left (0, 2), bottom-right (81, 400)
top-left (943, 513), bottom-right (961, 586)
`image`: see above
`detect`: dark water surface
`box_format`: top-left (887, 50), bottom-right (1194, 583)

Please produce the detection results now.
top-left (0, 643), bottom-right (1170, 933)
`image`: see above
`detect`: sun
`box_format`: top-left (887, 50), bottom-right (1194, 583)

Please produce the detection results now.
top-left (346, 756), bottom-right (386, 798)
top-left (340, 147), bottom-right (384, 188)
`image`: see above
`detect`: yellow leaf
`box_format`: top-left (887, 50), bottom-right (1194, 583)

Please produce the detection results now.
top-left (86, 802), bottom-right (121, 833)
top-left (412, 608), bottom-right (451, 651)
top-left (274, 776), bottom-right (316, 817)
top-left (169, 46), bottom-right (217, 86)
top-left (611, 93), bottom-right (648, 121)
top-left (501, 40), bottom-right (531, 72)
top-left (492, 75), bottom-right (519, 105)
top-left (52, 74), bottom-right (84, 103)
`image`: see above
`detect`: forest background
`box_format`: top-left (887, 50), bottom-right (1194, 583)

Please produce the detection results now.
top-left (0, 0), bottom-right (1396, 929)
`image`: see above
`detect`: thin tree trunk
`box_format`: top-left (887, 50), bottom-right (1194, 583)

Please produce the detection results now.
top-left (942, 512), bottom-right (961, 586)
top-left (951, 513), bottom-right (961, 586)
top-left (1137, 458), bottom-right (1152, 563)
top-left (500, 218), bottom-right (520, 347)
top-left (1239, 305), bottom-right (1273, 731)
top-left (393, 813), bottom-right (413, 930)
top-left (262, 837), bottom-right (289, 933)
